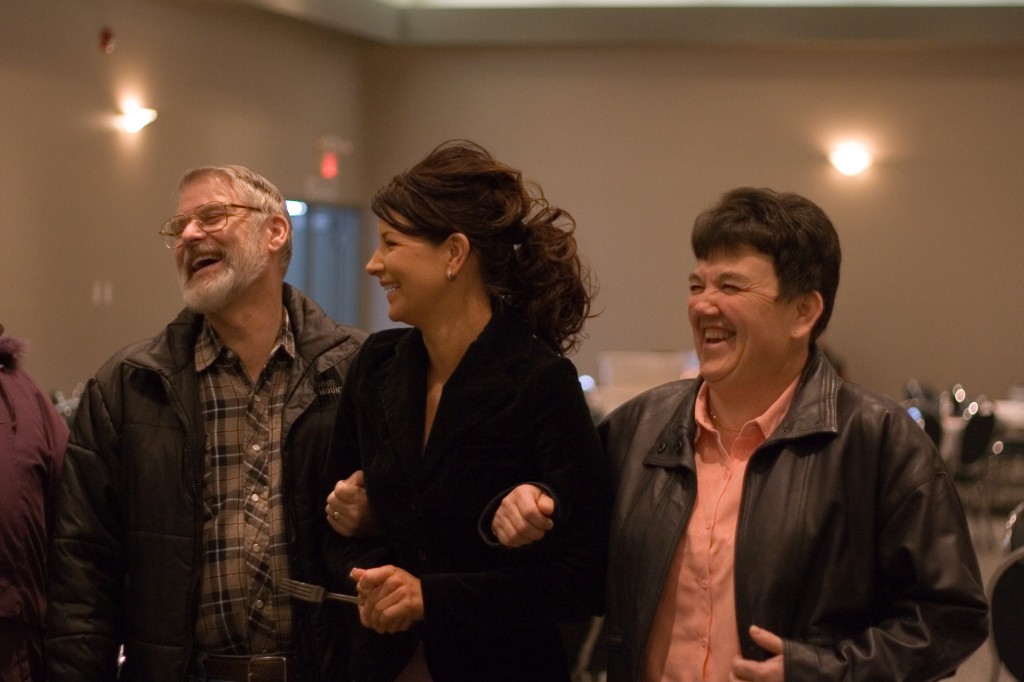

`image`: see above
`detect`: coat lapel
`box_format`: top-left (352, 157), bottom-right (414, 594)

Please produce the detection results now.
top-left (423, 310), bottom-right (531, 466)
top-left (425, 349), bottom-right (516, 463)
top-left (372, 311), bottom-right (532, 480)
top-left (373, 331), bottom-right (429, 480)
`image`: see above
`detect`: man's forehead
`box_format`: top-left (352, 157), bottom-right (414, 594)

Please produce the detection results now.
top-left (177, 176), bottom-right (237, 208)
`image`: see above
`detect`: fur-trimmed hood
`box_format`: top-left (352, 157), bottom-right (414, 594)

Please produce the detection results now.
top-left (0, 323), bottom-right (27, 370)
top-left (0, 322), bottom-right (29, 430)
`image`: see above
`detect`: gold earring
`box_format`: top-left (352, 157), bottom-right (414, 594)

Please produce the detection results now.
top-left (447, 268), bottom-right (456, 282)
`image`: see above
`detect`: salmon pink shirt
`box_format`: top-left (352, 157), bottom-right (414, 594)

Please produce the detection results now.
top-left (643, 377), bottom-right (799, 682)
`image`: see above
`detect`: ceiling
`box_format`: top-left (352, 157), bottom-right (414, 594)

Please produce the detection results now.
top-left (218, 0), bottom-right (1024, 46)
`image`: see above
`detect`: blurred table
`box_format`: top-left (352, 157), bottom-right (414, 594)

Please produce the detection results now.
top-left (995, 400), bottom-right (1024, 431)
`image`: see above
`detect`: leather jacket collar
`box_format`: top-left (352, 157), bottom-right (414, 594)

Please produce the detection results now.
top-left (642, 347), bottom-right (839, 471)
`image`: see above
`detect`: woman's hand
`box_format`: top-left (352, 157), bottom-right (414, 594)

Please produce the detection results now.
top-left (350, 565), bottom-right (424, 633)
top-left (491, 484), bottom-right (555, 548)
top-left (326, 470), bottom-right (378, 537)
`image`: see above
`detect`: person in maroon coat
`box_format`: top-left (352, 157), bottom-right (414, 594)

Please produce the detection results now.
top-left (0, 324), bottom-right (68, 682)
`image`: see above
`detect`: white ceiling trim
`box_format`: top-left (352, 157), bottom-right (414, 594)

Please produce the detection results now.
top-left (220, 0), bottom-right (1024, 45)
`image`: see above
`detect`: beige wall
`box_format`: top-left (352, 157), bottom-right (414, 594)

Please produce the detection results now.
top-left (1, 0), bottom-right (369, 395)
top-left (362, 44), bottom-right (1024, 400)
top-left (2, 0), bottom-right (1023, 403)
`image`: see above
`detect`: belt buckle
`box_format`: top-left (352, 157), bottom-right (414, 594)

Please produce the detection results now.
top-left (248, 655), bottom-right (287, 682)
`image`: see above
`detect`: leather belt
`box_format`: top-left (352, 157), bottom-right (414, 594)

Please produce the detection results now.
top-left (197, 654), bottom-right (293, 682)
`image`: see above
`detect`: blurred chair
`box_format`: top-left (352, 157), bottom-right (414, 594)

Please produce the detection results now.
top-left (988, 545), bottom-right (1024, 682)
top-left (569, 616), bottom-right (606, 682)
top-left (989, 426), bottom-right (1024, 513)
top-left (961, 410), bottom-right (998, 468)
top-left (920, 410), bottom-right (943, 448)
top-left (954, 408), bottom-right (998, 548)
top-left (903, 380), bottom-right (944, 452)
top-left (905, 378), bottom-right (937, 404)
top-left (1003, 500), bottom-right (1024, 552)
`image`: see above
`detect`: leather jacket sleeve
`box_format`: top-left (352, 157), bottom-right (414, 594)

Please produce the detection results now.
top-left (778, 415), bottom-right (988, 681)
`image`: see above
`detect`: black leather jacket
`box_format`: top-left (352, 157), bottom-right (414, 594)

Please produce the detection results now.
top-left (46, 286), bottom-right (365, 682)
top-left (599, 350), bottom-right (988, 681)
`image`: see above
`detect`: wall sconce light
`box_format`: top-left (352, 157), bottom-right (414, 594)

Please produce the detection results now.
top-left (829, 141), bottom-right (872, 176)
top-left (118, 98), bottom-right (158, 133)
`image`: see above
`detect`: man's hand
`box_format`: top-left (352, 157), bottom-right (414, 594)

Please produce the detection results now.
top-left (350, 566), bottom-right (424, 633)
top-left (731, 625), bottom-right (784, 682)
top-left (326, 470), bottom-right (377, 537)
top-left (491, 484), bottom-right (555, 548)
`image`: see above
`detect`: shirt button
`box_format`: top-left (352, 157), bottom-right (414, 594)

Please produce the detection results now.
top-left (700, 637), bottom-right (708, 648)
top-left (254, 395), bottom-right (262, 402)
top-left (251, 493), bottom-right (260, 502)
top-left (252, 543), bottom-right (260, 553)
top-left (701, 579), bottom-right (709, 590)
top-left (252, 444), bottom-right (262, 452)
top-left (255, 599), bottom-right (265, 609)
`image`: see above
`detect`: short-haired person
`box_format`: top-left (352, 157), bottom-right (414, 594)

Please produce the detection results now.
top-left (493, 187), bottom-right (988, 680)
top-left (323, 141), bottom-right (610, 681)
top-left (0, 325), bottom-right (68, 682)
top-left (46, 166), bottom-right (365, 682)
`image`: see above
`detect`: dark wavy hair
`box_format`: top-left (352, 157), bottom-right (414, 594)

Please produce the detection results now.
top-left (691, 187), bottom-right (841, 344)
top-left (371, 140), bottom-right (596, 354)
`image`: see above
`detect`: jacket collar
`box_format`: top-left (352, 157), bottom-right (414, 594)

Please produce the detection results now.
top-left (124, 283), bottom-right (359, 377)
top-left (643, 383), bottom-right (700, 470)
top-left (372, 307), bottom-right (539, 460)
top-left (642, 347), bottom-right (840, 470)
top-left (378, 305), bottom-right (538, 383)
top-left (768, 347), bottom-right (841, 444)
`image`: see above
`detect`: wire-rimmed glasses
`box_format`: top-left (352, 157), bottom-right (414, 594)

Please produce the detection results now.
top-left (158, 201), bottom-right (265, 248)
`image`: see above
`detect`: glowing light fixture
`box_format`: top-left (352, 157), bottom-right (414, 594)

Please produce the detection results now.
top-left (118, 98), bottom-right (158, 133)
top-left (829, 141), bottom-right (872, 176)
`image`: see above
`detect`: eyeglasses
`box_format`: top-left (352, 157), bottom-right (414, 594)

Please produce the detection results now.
top-left (158, 201), bottom-right (265, 249)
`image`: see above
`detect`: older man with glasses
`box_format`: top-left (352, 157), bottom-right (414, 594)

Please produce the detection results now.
top-left (46, 166), bottom-right (366, 682)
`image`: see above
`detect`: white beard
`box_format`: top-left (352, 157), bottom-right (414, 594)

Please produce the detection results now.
top-left (178, 226), bottom-right (269, 314)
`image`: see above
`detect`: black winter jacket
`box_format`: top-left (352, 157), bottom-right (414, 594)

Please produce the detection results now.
top-left (46, 286), bottom-right (365, 682)
top-left (599, 350), bottom-right (988, 681)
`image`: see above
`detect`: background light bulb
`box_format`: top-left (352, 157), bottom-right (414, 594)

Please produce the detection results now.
top-left (118, 98), bottom-right (158, 133)
top-left (829, 141), bottom-right (872, 176)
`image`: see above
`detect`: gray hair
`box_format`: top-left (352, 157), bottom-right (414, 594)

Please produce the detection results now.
top-left (176, 165), bottom-right (292, 271)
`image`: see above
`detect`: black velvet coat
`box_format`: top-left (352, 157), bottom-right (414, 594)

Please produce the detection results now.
top-left (323, 310), bottom-right (610, 682)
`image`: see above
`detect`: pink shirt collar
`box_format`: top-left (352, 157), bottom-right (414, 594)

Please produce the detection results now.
top-left (694, 375), bottom-right (801, 450)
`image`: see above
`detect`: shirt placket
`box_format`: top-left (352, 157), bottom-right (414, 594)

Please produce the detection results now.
top-left (242, 367), bottom-right (277, 648)
top-left (697, 444), bottom-right (733, 672)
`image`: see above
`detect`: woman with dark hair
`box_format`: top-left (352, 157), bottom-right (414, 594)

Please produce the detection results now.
top-left (321, 141), bottom-right (609, 681)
